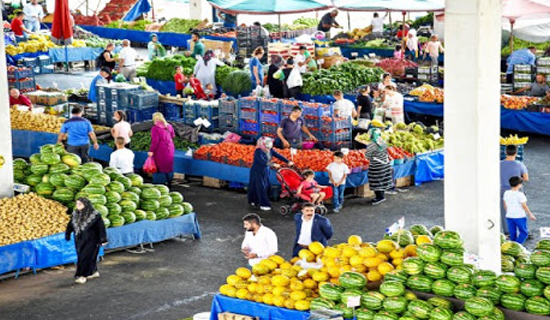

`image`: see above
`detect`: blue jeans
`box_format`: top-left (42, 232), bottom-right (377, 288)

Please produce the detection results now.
top-left (507, 217), bottom-right (528, 244)
top-left (332, 184), bottom-right (346, 209)
top-left (24, 20), bottom-right (40, 32)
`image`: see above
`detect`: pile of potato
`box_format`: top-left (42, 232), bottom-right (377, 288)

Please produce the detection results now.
top-left (0, 193), bottom-right (70, 246)
top-left (10, 109), bottom-right (66, 133)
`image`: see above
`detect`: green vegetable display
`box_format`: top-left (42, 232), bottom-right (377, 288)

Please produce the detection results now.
top-left (215, 65), bottom-right (240, 89)
top-left (101, 131), bottom-right (198, 152)
top-left (160, 18), bottom-right (202, 34)
top-left (222, 70), bottom-right (252, 96)
top-left (501, 38), bottom-right (550, 56)
top-left (145, 55), bottom-right (196, 81)
top-left (264, 17), bottom-right (318, 32)
top-left (105, 20), bottom-right (152, 31)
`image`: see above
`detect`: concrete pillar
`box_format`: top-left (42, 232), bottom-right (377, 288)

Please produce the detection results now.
top-left (444, 0), bottom-right (501, 272)
top-left (0, 25), bottom-right (14, 198)
top-left (189, 0), bottom-right (210, 21)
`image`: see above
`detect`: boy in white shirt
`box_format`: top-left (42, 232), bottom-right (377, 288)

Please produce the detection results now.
top-left (333, 90), bottom-right (357, 120)
top-left (503, 176), bottom-right (536, 244)
top-left (327, 151), bottom-right (349, 213)
top-left (109, 137), bottom-right (135, 175)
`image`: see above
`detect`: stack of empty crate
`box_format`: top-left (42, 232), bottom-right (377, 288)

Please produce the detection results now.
top-left (219, 98), bottom-right (238, 132)
top-left (320, 116), bottom-right (352, 150)
top-left (196, 101), bottom-right (220, 132)
top-left (34, 55), bottom-right (54, 74)
top-left (238, 97), bottom-right (259, 138)
top-left (8, 66), bottom-right (36, 93)
top-left (158, 95), bottom-right (184, 122)
top-left (96, 83), bottom-right (144, 125)
top-left (259, 98), bottom-right (281, 139)
top-left (301, 101), bottom-right (331, 141)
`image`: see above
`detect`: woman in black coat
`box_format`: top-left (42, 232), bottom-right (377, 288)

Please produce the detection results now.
top-left (267, 54), bottom-right (284, 98)
top-left (65, 197), bottom-right (108, 284)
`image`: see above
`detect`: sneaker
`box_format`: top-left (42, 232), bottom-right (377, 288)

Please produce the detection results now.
top-left (75, 277), bottom-right (87, 284)
top-left (386, 190), bottom-right (398, 195)
top-left (87, 272), bottom-right (100, 279)
top-left (396, 188), bottom-right (409, 193)
top-left (372, 198), bottom-right (387, 206)
top-left (333, 208), bottom-right (340, 213)
top-left (250, 202), bottom-right (256, 207)
top-left (260, 206), bottom-right (272, 211)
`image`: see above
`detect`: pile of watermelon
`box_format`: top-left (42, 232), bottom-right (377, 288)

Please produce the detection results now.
top-left (13, 144), bottom-right (193, 228)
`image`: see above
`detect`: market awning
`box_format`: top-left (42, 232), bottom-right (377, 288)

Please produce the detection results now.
top-left (502, 0), bottom-right (550, 23)
top-left (207, 0), bottom-right (333, 15)
top-left (333, 0), bottom-right (444, 12)
top-left (123, 0), bottom-right (152, 21)
top-left (513, 21), bottom-right (550, 43)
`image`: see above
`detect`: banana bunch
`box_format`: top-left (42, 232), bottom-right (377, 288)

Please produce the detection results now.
top-left (10, 109), bottom-right (66, 133)
top-left (72, 40), bottom-right (86, 48)
top-left (500, 134), bottom-right (529, 145)
top-left (5, 44), bottom-right (24, 56)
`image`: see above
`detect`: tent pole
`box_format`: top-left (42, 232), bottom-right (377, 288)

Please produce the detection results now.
top-left (151, 0), bottom-right (155, 21)
top-left (401, 11), bottom-right (406, 59)
top-left (347, 11), bottom-right (351, 31)
top-left (86, 0), bottom-right (89, 16)
top-left (278, 14), bottom-right (281, 42)
top-left (389, 12), bottom-right (392, 25)
top-left (510, 20), bottom-right (514, 55)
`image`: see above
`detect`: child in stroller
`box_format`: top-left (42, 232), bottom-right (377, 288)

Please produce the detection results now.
top-left (276, 167), bottom-right (332, 216)
top-left (297, 170), bottom-right (328, 206)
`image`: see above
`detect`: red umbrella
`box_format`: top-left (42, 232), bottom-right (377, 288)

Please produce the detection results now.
top-left (51, 0), bottom-right (73, 45)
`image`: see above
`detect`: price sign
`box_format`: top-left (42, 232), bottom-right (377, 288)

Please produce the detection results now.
top-left (290, 148), bottom-right (298, 156)
top-left (433, 133), bottom-right (441, 140)
top-left (398, 217), bottom-right (405, 229)
top-left (341, 148), bottom-right (349, 155)
top-left (317, 59), bottom-right (324, 65)
top-left (347, 295), bottom-right (361, 308)
top-left (541, 227), bottom-right (550, 238)
top-left (463, 252), bottom-right (482, 269)
top-left (351, 52), bottom-right (359, 57)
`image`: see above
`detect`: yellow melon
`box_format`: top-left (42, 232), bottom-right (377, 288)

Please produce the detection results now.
top-left (312, 271), bottom-right (329, 282)
top-left (376, 240), bottom-right (398, 253)
top-left (236, 288), bottom-right (249, 299)
top-left (353, 264), bottom-right (367, 273)
top-left (281, 268), bottom-right (298, 278)
top-left (367, 270), bottom-right (382, 281)
top-left (260, 259), bottom-right (278, 271)
top-left (252, 264), bottom-right (269, 275)
top-left (273, 295), bottom-right (286, 307)
top-left (303, 279), bottom-right (317, 289)
top-left (290, 290), bottom-right (307, 301)
top-left (376, 253), bottom-right (389, 262)
top-left (309, 241), bottom-right (325, 255)
top-left (342, 246), bottom-right (358, 258)
top-left (404, 244), bottom-right (418, 257)
top-left (295, 300), bottom-right (311, 311)
top-left (359, 246), bottom-right (378, 258)
top-left (226, 275), bottom-right (243, 286)
top-left (290, 280), bottom-right (305, 291)
top-left (364, 257), bottom-right (383, 268)
top-left (258, 276), bottom-right (271, 285)
top-left (350, 255), bottom-right (365, 267)
top-left (271, 275), bottom-right (290, 287)
top-left (263, 293), bottom-right (274, 305)
top-left (254, 294), bottom-right (263, 303)
top-left (247, 282), bottom-right (258, 294)
top-left (324, 247), bottom-right (340, 259)
top-left (298, 249), bottom-right (316, 262)
top-left (225, 285), bottom-right (237, 298)
top-left (348, 235), bottom-right (363, 246)
top-left (416, 235), bottom-right (432, 245)
top-left (290, 257), bottom-right (300, 264)
top-left (269, 255), bottom-right (285, 265)
top-left (284, 299), bottom-right (296, 309)
top-left (235, 267), bottom-right (252, 279)
top-left (392, 258), bottom-right (404, 266)
top-left (377, 262), bottom-right (395, 275)
top-left (272, 286), bottom-right (286, 297)
top-left (280, 262), bottom-right (292, 270)
top-left (328, 266), bottom-right (340, 278)
top-left (234, 281), bottom-right (248, 289)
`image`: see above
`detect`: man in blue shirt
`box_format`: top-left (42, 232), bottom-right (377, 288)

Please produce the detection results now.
top-left (88, 67), bottom-right (110, 103)
top-left (500, 145), bottom-right (529, 234)
top-left (506, 47), bottom-right (537, 83)
top-left (57, 107), bottom-right (99, 163)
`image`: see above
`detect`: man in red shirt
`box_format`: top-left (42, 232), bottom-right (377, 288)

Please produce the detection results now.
top-left (10, 88), bottom-right (33, 109)
top-left (11, 12), bottom-right (33, 42)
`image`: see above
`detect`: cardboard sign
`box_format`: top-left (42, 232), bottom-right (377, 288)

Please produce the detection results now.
top-left (290, 148), bottom-right (298, 156)
top-left (463, 252), bottom-right (482, 268)
top-left (540, 227), bottom-right (550, 238)
top-left (341, 148), bottom-right (349, 155)
top-left (346, 295), bottom-right (361, 308)
top-left (433, 133), bottom-right (441, 140)
top-left (351, 52), bottom-right (359, 57)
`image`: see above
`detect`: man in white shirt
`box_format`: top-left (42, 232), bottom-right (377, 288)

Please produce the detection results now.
top-left (371, 12), bottom-right (388, 37)
top-left (295, 46), bottom-right (311, 74)
top-left (118, 39), bottom-right (138, 81)
top-left (23, 0), bottom-right (44, 32)
top-left (293, 203), bottom-right (333, 257)
top-left (241, 213), bottom-right (278, 266)
top-left (109, 137), bottom-right (135, 175)
top-left (333, 90), bottom-right (357, 120)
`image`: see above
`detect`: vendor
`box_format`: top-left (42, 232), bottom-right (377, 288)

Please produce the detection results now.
top-left (317, 10), bottom-right (341, 36)
top-left (147, 34), bottom-right (166, 61)
top-left (253, 22), bottom-right (270, 38)
top-left (23, 0), bottom-right (43, 32)
top-left (88, 67), bottom-right (111, 103)
top-left (276, 106), bottom-right (318, 149)
top-left (118, 40), bottom-right (139, 81)
top-left (514, 73), bottom-right (550, 97)
top-left (267, 54), bottom-right (284, 99)
top-left (9, 88), bottom-right (33, 109)
top-left (218, 11), bottom-right (237, 29)
top-left (371, 12), bottom-right (388, 38)
top-left (506, 47), bottom-right (536, 83)
top-left (96, 43), bottom-right (117, 71)
top-left (295, 45), bottom-right (316, 73)
top-left (186, 32), bottom-right (205, 58)
top-left (11, 11), bottom-right (34, 43)
top-left (194, 49), bottom-right (225, 95)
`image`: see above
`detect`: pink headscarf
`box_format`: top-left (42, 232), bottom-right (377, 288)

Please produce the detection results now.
top-left (256, 136), bottom-right (273, 153)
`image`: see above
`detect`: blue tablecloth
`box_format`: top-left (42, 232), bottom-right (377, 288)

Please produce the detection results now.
top-left (7, 47), bottom-right (103, 65)
top-left (404, 99), bottom-right (444, 117)
top-left (337, 45), bottom-right (444, 62)
top-left (415, 150), bottom-right (444, 185)
top-left (146, 78), bottom-right (177, 95)
top-left (210, 294), bottom-right (309, 320)
top-left (12, 130), bottom-right (58, 158)
top-left (79, 25), bottom-right (237, 50)
top-left (0, 241), bottom-right (35, 275)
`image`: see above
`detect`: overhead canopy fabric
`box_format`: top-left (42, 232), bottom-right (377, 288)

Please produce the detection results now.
top-left (123, 0), bottom-right (152, 21)
top-left (513, 22), bottom-right (550, 43)
top-left (333, 0), bottom-right (444, 12)
top-left (502, 0), bottom-right (550, 22)
top-left (207, 0), bottom-right (333, 14)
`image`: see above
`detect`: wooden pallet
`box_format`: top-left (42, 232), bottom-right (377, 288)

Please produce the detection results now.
top-left (395, 175), bottom-right (414, 188)
top-left (203, 176), bottom-right (227, 188)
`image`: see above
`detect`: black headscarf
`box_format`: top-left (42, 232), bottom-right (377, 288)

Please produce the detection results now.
top-left (72, 197), bottom-right (100, 236)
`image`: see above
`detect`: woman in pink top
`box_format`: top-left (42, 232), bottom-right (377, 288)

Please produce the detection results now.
top-left (423, 35), bottom-right (444, 67)
top-left (148, 112), bottom-right (176, 187)
top-left (111, 110), bottom-right (133, 145)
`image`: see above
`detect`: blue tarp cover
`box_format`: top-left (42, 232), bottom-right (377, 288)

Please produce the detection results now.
top-left (207, 0), bottom-right (332, 14)
top-left (0, 241), bottom-right (35, 275)
top-left (415, 150), bottom-right (444, 185)
top-left (333, 0), bottom-right (444, 12)
top-left (210, 294), bottom-right (309, 320)
top-left (146, 79), bottom-right (177, 95)
top-left (123, 0), bottom-right (152, 21)
top-left (6, 47), bottom-right (103, 65)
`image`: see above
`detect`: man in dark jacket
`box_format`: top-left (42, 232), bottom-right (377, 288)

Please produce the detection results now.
top-left (293, 203), bottom-right (334, 257)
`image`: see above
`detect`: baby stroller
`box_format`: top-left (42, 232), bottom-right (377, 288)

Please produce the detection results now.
top-left (275, 166), bottom-right (332, 216)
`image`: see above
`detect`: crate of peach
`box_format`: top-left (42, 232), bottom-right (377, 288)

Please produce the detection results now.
top-left (501, 94), bottom-right (539, 110)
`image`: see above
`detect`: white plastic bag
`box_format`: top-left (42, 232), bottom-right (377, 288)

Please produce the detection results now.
top-left (253, 85), bottom-right (263, 97)
top-left (287, 68), bottom-right (303, 89)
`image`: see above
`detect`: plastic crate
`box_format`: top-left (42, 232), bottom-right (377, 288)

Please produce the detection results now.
top-left (20, 58), bottom-right (37, 68)
top-left (259, 99), bottom-right (280, 112)
top-left (500, 144), bottom-right (525, 162)
top-left (127, 107), bottom-right (157, 123)
top-left (219, 99), bottom-right (237, 114)
top-left (128, 91), bottom-right (159, 110)
top-left (8, 68), bottom-right (34, 80)
top-left (39, 66), bottom-right (54, 74)
top-left (280, 101), bottom-right (299, 114)
top-left (37, 55), bottom-right (51, 67)
top-left (160, 103), bottom-right (182, 121)
top-left (302, 103), bottom-right (331, 117)
top-left (320, 129), bottom-right (352, 142)
top-left (322, 140), bottom-right (352, 150)
top-left (10, 79), bottom-right (36, 91)
top-left (239, 120), bottom-right (259, 132)
top-left (239, 108), bottom-right (259, 121)
top-left (97, 111), bottom-right (115, 126)
top-left (321, 118), bottom-right (352, 131)
top-left (220, 113), bottom-right (236, 127)
top-left (97, 99), bottom-right (121, 113)
top-left (304, 118), bottom-right (319, 128)
top-left (198, 104), bottom-right (219, 119)
top-left (261, 123), bottom-right (278, 135)
top-left (260, 111), bottom-right (280, 123)
top-left (238, 98), bottom-right (258, 110)
top-left (201, 119), bottom-right (219, 133)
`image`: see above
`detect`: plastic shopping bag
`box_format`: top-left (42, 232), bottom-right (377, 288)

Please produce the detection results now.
top-left (253, 85), bottom-right (264, 97)
top-left (143, 156), bottom-right (158, 174)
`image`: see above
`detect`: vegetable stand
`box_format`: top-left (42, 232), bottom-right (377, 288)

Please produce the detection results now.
top-left (336, 44), bottom-right (445, 62)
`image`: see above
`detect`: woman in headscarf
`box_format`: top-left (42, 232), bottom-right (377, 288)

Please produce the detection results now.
top-left (267, 54), bottom-right (285, 99)
top-left (406, 29), bottom-right (419, 61)
top-left (148, 112), bottom-right (176, 187)
top-left (248, 137), bottom-right (293, 211)
top-left (365, 128), bottom-right (393, 206)
top-left (147, 34), bottom-right (166, 60)
top-left (193, 49), bottom-right (225, 95)
top-left (65, 197), bottom-right (108, 284)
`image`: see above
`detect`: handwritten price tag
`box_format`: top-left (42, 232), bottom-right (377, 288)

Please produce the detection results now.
top-left (347, 295), bottom-right (361, 308)
top-left (540, 227), bottom-right (550, 238)
top-left (463, 252), bottom-right (482, 268)
top-left (433, 133), bottom-right (441, 140)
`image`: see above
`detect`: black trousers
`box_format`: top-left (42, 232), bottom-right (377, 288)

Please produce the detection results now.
top-left (375, 191), bottom-right (385, 201)
top-left (67, 144), bottom-right (90, 163)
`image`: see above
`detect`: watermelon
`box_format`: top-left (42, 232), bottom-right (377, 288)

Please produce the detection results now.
top-left (407, 275), bottom-right (433, 293)
top-left (119, 200), bottom-right (137, 213)
top-left (417, 244), bottom-right (443, 263)
top-left (121, 191), bottom-right (140, 203)
top-left (384, 270), bottom-right (409, 284)
top-left (13, 169), bottom-right (25, 182)
top-left (82, 162), bottom-right (102, 171)
top-left (140, 183), bottom-right (155, 189)
top-left (319, 283), bottom-right (344, 301)
top-left (501, 255), bottom-right (515, 273)
top-left (29, 153), bottom-right (42, 164)
top-left (454, 283), bottom-right (477, 300)
top-left (410, 224), bottom-right (431, 236)
top-left (52, 144), bottom-right (66, 154)
top-left (501, 241), bottom-right (524, 258)
top-left (108, 214), bottom-right (125, 227)
top-left (103, 167), bottom-right (121, 180)
top-left (159, 194), bottom-right (173, 207)
top-left (404, 291), bottom-right (418, 301)
top-left (74, 192), bottom-right (88, 201)
top-left (407, 300), bottom-right (433, 319)
top-left (105, 203), bottom-right (122, 215)
top-left (121, 212), bottom-right (136, 224)
top-left (126, 173), bottom-right (144, 186)
top-left (31, 164), bottom-right (49, 175)
top-left (536, 267), bottom-right (550, 285)
top-left (515, 263), bottom-right (536, 279)
top-left (383, 296), bottom-right (408, 314)
top-left (116, 175), bottom-right (132, 190)
top-left (432, 279), bottom-right (456, 297)
top-left (361, 291), bottom-right (385, 310)
top-left (402, 257), bottom-right (425, 275)
top-left (49, 163), bottom-right (70, 174)
top-left (128, 187), bottom-right (142, 195)
top-left (40, 153), bottom-right (61, 165)
top-left (141, 187), bottom-right (161, 200)
top-left (495, 275), bottom-right (521, 293)
top-left (169, 192), bottom-right (184, 204)
top-left (440, 250), bottom-right (464, 266)
top-left (500, 293), bottom-right (526, 311)
top-left (61, 153), bottom-right (82, 167)
top-left (42, 174), bottom-right (50, 183)
top-left (429, 307), bottom-right (453, 320)
top-left (447, 266), bottom-right (473, 284)
top-left (182, 202), bottom-right (193, 214)
top-left (105, 191), bottom-right (122, 204)
top-left (334, 304), bottom-right (354, 319)
top-left (25, 174), bottom-right (44, 186)
top-left (520, 279), bottom-right (545, 297)
top-left (515, 253), bottom-right (530, 266)
top-left (355, 308), bottom-right (376, 320)
top-left (64, 175), bottom-right (86, 190)
top-left (48, 173), bottom-right (67, 187)
top-left (531, 251), bottom-right (550, 267)
top-left (102, 217), bottom-right (110, 228)
top-left (35, 182), bottom-right (55, 195)
top-left (380, 281), bottom-right (405, 297)
top-left (537, 240), bottom-right (550, 251)
top-left (155, 184), bottom-right (170, 195)
top-left (140, 200), bottom-right (160, 211)
top-left (339, 271), bottom-right (366, 290)
top-left (168, 204), bottom-right (184, 218)
top-left (452, 311), bottom-right (476, 320)
top-left (146, 211), bottom-right (156, 221)
top-left (82, 184), bottom-right (106, 195)
top-left (106, 181), bottom-right (125, 194)
top-left (96, 204), bottom-right (109, 217)
top-left (40, 144), bottom-right (55, 154)
top-left (310, 297), bottom-right (336, 311)
top-left (13, 158), bottom-right (28, 170)
top-left (134, 210), bottom-right (147, 221)
top-left (340, 289), bottom-right (364, 305)
top-left (433, 231), bottom-right (463, 249)
top-left (525, 296), bottom-right (550, 315)
top-left (476, 287), bottom-right (502, 305)
top-left (52, 188), bottom-right (74, 203)
top-left (427, 297), bottom-right (453, 310)
top-left (87, 194), bottom-right (107, 206)
top-left (89, 173), bottom-right (111, 186)
top-left (491, 307), bottom-right (505, 320)
top-left (82, 169), bottom-right (102, 181)
top-left (464, 297), bottom-right (494, 317)
top-left (70, 165), bottom-right (84, 177)
top-left (390, 229), bottom-right (414, 247)
top-left (473, 270), bottom-right (497, 288)
top-left (545, 285), bottom-right (550, 300)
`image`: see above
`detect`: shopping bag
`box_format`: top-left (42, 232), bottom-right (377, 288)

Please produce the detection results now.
top-left (287, 68), bottom-right (303, 89)
top-left (143, 156), bottom-right (158, 174)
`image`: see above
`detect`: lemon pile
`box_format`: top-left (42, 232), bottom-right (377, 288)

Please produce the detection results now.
top-left (6, 35), bottom-right (87, 56)
top-left (500, 134), bottom-right (529, 145)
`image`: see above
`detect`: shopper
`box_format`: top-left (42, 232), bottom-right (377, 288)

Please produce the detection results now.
top-left (383, 86), bottom-right (404, 124)
top-left (218, 11), bottom-right (237, 29)
top-left (9, 88), bottom-right (33, 109)
top-left (249, 47), bottom-right (265, 90)
top-left (406, 29), bottom-right (419, 61)
top-left (506, 47), bottom-right (537, 83)
top-left (503, 176), bottom-right (536, 245)
top-left (333, 90), bottom-right (357, 120)
top-left (276, 106), bottom-right (318, 149)
top-left (393, 45), bottom-right (404, 59)
top-left (327, 151), bottom-right (349, 213)
top-left (186, 32), bottom-right (205, 58)
top-left (267, 54), bottom-right (284, 99)
top-left (147, 34), bottom-right (166, 60)
top-left (57, 107), bottom-right (99, 163)
top-left (281, 58), bottom-right (303, 99)
top-left (65, 197), bottom-right (108, 284)
top-left (371, 12), bottom-right (388, 38)
top-left (514, 73), bottom-right (550, 97)
top-left (377, 73), bottom-right (397, 92)
top-left (317, 10), bottom-right (341, 36)
top-left (111, 110), bottom-right (132, 145)
top-left (96, 43), bottom-right (117, 71)
top-left (297, 170), bottom-right (327, 206)
top-left (356, 86), bottom-right (373, 120)
top-left (500, 145), bottom-right (529, 234)
top-left (241, 213), bottom-right (278, 266)
top-left (23, 0), bottom-right (43, 32)
top-left (248, 137), bottom-right (292, 211)
top-left (194, 49), bottom-right (224, 95)
top-left (253, 22), bottom-right (270, 38)
top-left (109, 137), bottom-right (135, 175)
top-left (148, 112), bottom-right (176, 187)
top-left (423, 35), bottom-right (444, 67)
top-left (118, 40), bottom-right (138, 81)
top-left (88, 67), bottom-right (110, 103)
top-left (11, 11), bottom-right (33, 43)
top-left (292, 203), bottom-right (333, 257)
top-left (174, 66), bottom-right (188, 96)
top-left (365, 128), bottom-right (393, 205)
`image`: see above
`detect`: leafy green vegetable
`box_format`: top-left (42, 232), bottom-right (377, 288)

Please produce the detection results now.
top-left (215, 65), bottom-right (240, 89)
top-left (160, 18), bottom-right (202, 34)
top-left (264, 17), bottom-right (318, 32)
top-left (145, 55), bottom-right (197, 81)
top-left (100, 131), bottom-right (198, 152)
top-left (501, 38), bottom-right (550, 56)
top-left (222, 70), bottom-right (252, 96)
top-left (105, 20), bottom-right (152, 31)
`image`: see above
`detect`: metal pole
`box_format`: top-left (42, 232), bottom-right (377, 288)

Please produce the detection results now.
top-left (401, 11), bottom-right (406, 58)
top-left (347, 11), bottom-right (351, 31)
top-left (0, 14), bottom-right (15, 198)
top-left (86, 0), bottom-right (89, 16)
top-left (278, 14), bottom-right (281, 41)
top-left (151, 0), bottom-right (155, 21)
top-left (509, 20), bottom-right (514, 55)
